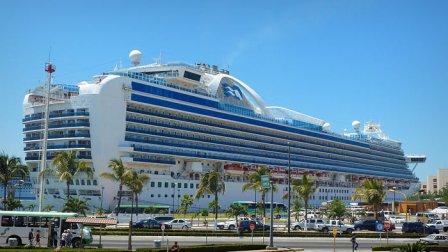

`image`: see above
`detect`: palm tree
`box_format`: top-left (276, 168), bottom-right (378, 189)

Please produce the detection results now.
top-left (195, 169), bottom-right (225, 228)
top-left (100, 159), bottom-right (130, 216)
top-left (226, 203), bottom-right (248, 228)
top-left (352, 179), bottom-right (385, 219)
top-left (178, 195), bottom-right (194, 217)
top-left (242, 166), bottom-right (277, 218)
top-left (123, 170), bottom-right (149, 217)
top-left (63, 197), bottom-right (89, 216)
top-left (292, 173), bottom-right (316, 230)
top-left (0, 153), bottom-right (29, 210)
top-left (50, 151), bottom-right (93, 199)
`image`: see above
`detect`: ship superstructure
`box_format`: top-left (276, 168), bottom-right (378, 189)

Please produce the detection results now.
top-left (22, 50), bottom-right (419, 212)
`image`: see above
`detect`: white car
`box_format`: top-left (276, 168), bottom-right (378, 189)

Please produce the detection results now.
top-left (291, 219), bottom-right (324, 230)
top-left (428, 220), bottom-right (448, 232)
top-left (420, 234), bottom-right (448, 245)
top-left (217, 217), bottom-right (250, 230)
top-left (388, 215), bottom-right (405, 224)
top-left (165, 219), bottom-right (192, 230)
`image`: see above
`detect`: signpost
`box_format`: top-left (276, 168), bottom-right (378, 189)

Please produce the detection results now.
top-left (332, 227), bottom-right (337, 252)
top-left (250, 222), bottom-right (256, 244)
top-left (384, 222), bottom-right (391, 244)
top-left (376, 222), bottom-right (384, 246)
top-left (161, 224), bottom-right (165, 242)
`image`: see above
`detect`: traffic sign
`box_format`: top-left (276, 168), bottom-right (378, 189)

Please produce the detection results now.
top-left (161, 224), bottom-right (165, 231)
top-left (261, 175), bottom-right (270, 189)
top-left (376, 223), bottom-right (384, 232)
top-left (249, 222), bottom-right (256, 231)
top-left (332, 227), bottom-right (337, 237)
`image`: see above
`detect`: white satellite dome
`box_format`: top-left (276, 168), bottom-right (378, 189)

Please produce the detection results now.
top-left (352, 120), bottom-right (361, 131)
top-left (322, 122), bottom-right (331, 132)
top-left (129, 50), bottom-right (142, 66)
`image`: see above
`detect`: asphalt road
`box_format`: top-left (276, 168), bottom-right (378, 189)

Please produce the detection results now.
top-left (95, 235), bottom-right (419, 252)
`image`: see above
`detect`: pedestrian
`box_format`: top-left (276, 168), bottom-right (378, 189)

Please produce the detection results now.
top-left (51, 228), bottom-right (58, 247)
top-left (351, 233), bottom-right (358, 251)
top-left (35, 230), bottom-right (41, 247)
top-left (66, 229), bottom-right (73, 247)
top-left (170, 241), bottom-right (179, 252)
top-left (28, 228), bottom-right (34, 246)
top-left (61, 230), bottom-right (67, 247)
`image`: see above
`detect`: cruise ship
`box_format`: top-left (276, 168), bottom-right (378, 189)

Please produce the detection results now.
top-left (22, 50), bottom-right (420, 213)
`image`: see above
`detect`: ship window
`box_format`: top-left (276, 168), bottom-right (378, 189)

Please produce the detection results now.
top-left (75, 180), bottom-right (79, 185)
top-left (178, 183), bottom-right (182, 188)
top-left (190, 183), bottom-right (194, 189)
top-left (183, 71), bottom-right (201, 81)
top-left (87, 180), bottom-right (91, 186)
top-left (151, 182), bottom-right (155, 187)
top-left (158, 194), bottom-right (161, 198)
top-left (184, 183), bottom-right (188, 188)
top-left (165, 182), bottom-right (169, 188)
top-left (151, 194), bottom-right (154, 198)
top-left (93, 180), bottom-right (97, 186)
top-left (158, 182), bottom-right (162, 187)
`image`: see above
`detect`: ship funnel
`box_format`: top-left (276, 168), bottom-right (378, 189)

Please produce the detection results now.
top-left (129, 50), bottom-right (142, 66)
top-left (352, 120), bottom-right (361, 132)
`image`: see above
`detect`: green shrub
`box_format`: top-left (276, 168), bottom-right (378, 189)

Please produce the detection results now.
top-left (136, 244), bottom-right (266, 252)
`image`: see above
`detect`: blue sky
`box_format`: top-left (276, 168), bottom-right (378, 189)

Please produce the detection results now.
top-left (0, 0), bottom-right (447, 181)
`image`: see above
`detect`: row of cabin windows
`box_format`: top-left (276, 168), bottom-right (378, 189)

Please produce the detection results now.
top-left (150, 181), bottom-right (198, 189)
top-left (150, 194), bottom-right (211, 199)
top-left (318, 188), bottom-right (350, 194)
top-left (318, 195), bottom-right (351, 201)
top-left (45, 179), bottom-right (97, 186)
top-left (127, 105), bottom-right (404, 159)
top-left (126, 110), bottom-right (405, 166)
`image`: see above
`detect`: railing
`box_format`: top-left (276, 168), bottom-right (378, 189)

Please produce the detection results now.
top-left (23, 122), bottom-right (90, 131)
top-left (25, 154), bottom-right (92, 160)
top-left (132, 157), bottom-right (176, 165)
top-left (23, 111), bottom-right (89, 122)
top-left (24, 144), bottom-right (91, 151)
top-left (23, 133), bottom-right (90, 141)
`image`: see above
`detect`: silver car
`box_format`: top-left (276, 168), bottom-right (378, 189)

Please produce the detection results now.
top-left (420, 234), bottom-right (448, 245)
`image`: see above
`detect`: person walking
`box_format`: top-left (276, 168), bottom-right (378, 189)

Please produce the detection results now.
top-left (61, 230), bottom-right (67, 247)
top-left (351, 233), bottom-right (358, 251)
top-left (28, 228), bottom-right (34, 246)
top-left (35, 230), bottom-right (41, 247)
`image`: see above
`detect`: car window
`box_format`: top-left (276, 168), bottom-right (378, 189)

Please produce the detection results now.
top-left (172, 220), bottom-right (178, 223)
top-left (317, 220), bottom-right (323, 223)
top-left (179, 220), bottom-right (184, 223)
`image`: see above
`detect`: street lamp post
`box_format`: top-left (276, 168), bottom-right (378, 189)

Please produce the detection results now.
top-left (100, 186), bottom-right (105, 213)
top-left (392, 186), bottom-right (396, 213)
top-left (268, 180), bottom-right (275, 249)
top-left (287, 141), bottom-right (291, 235)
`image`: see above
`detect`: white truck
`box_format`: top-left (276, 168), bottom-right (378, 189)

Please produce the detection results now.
top-left (217, 217), bottom-right (251, 230)
top-left (316, 220), bottom-right (355, 234)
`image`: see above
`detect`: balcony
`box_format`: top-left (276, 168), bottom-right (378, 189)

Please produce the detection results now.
top-left (23, 111), bottom-right (89, 122)
top-left (23, 122), bottom-right (90, 132)
top-left (24, 144), bottom-right (91, 151)
top-left (25, 154), bottom-right (92, 161)
top-left (23, 133), bottom-right (90, 141)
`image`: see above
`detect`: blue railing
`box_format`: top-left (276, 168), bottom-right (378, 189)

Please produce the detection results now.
top-left (129, 143), bottom-right (414, 180)
top-left (126, 107), bottom-right (405, 162)
top-left (125, 133), bottom-right (407, 174)
top-left (23, 111), bottom-right (89, 122)
top-left (24, 133), bottom-right (90, 141)
top-left (25, 144), bottom-right (91, 151)
top-left (132, 157), bottom-right (176, 165)
top-left (125, 116), bottom-right (405, 167)
top-left (25, 154), bottom-right (91, 160)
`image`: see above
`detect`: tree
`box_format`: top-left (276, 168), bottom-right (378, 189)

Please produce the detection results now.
top-left (225, 203), bottom-right (248, 228)
top-left (438, 187), bottom-right (448, 206)
top-left (274, 206), bottom-right (283, 218)
top-left (242, 166), bottom-right (277, 218)
top-left (292, 173), bottom-right (316, 230)
top-left (352, 179), bottom-right (386, 219)
top-left (201, 208), bottom-right (209, 227)
top-left (144, 206), bottom-right (156, 214)
top-left (3, 195), bottom-right (22, 210)
top-left (327, 199), bottom-right (347, 220)
top-left (50, 151), bottom-right (93, 199)
top-left (63, 197), bottom-right (89, 216)
top-left (178, 195), bottom-right (194, 216)
top-left (100, 159), bottom-right (130, 216)
top-left (123, 170), bottom-right (149, 217)
top-left (292, 199), bottom-right (302, 221)
top-left (0, 153), bottom-right (29, 210)
top-left (42, 205), bottom-right (54, 212)
top-left (195, 169), bottom-right (225, 227)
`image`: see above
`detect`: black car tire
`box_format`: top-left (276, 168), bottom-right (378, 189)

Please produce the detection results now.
top-left (294, 225), bottom-right (301, 230)
top-left (228, 225), bottom-right (236, 230)
top-left (346, 228), bottom-right (353, 234)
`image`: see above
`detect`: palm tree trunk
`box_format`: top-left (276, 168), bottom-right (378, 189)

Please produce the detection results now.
top-left (116, 183), bottom-right (123, 216)
top-left (214, 191), bottom-right (218, 227)
top-left (67, 181), bottom-right (71, 199)
top-left (304, 200), bottom-right (308, 231)
top-left (3, 182), bottom-right (7, 210)
top-left (135, 193), bottom-right (139, 217)
top-left (262, 192), bottom-right (266, 219)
